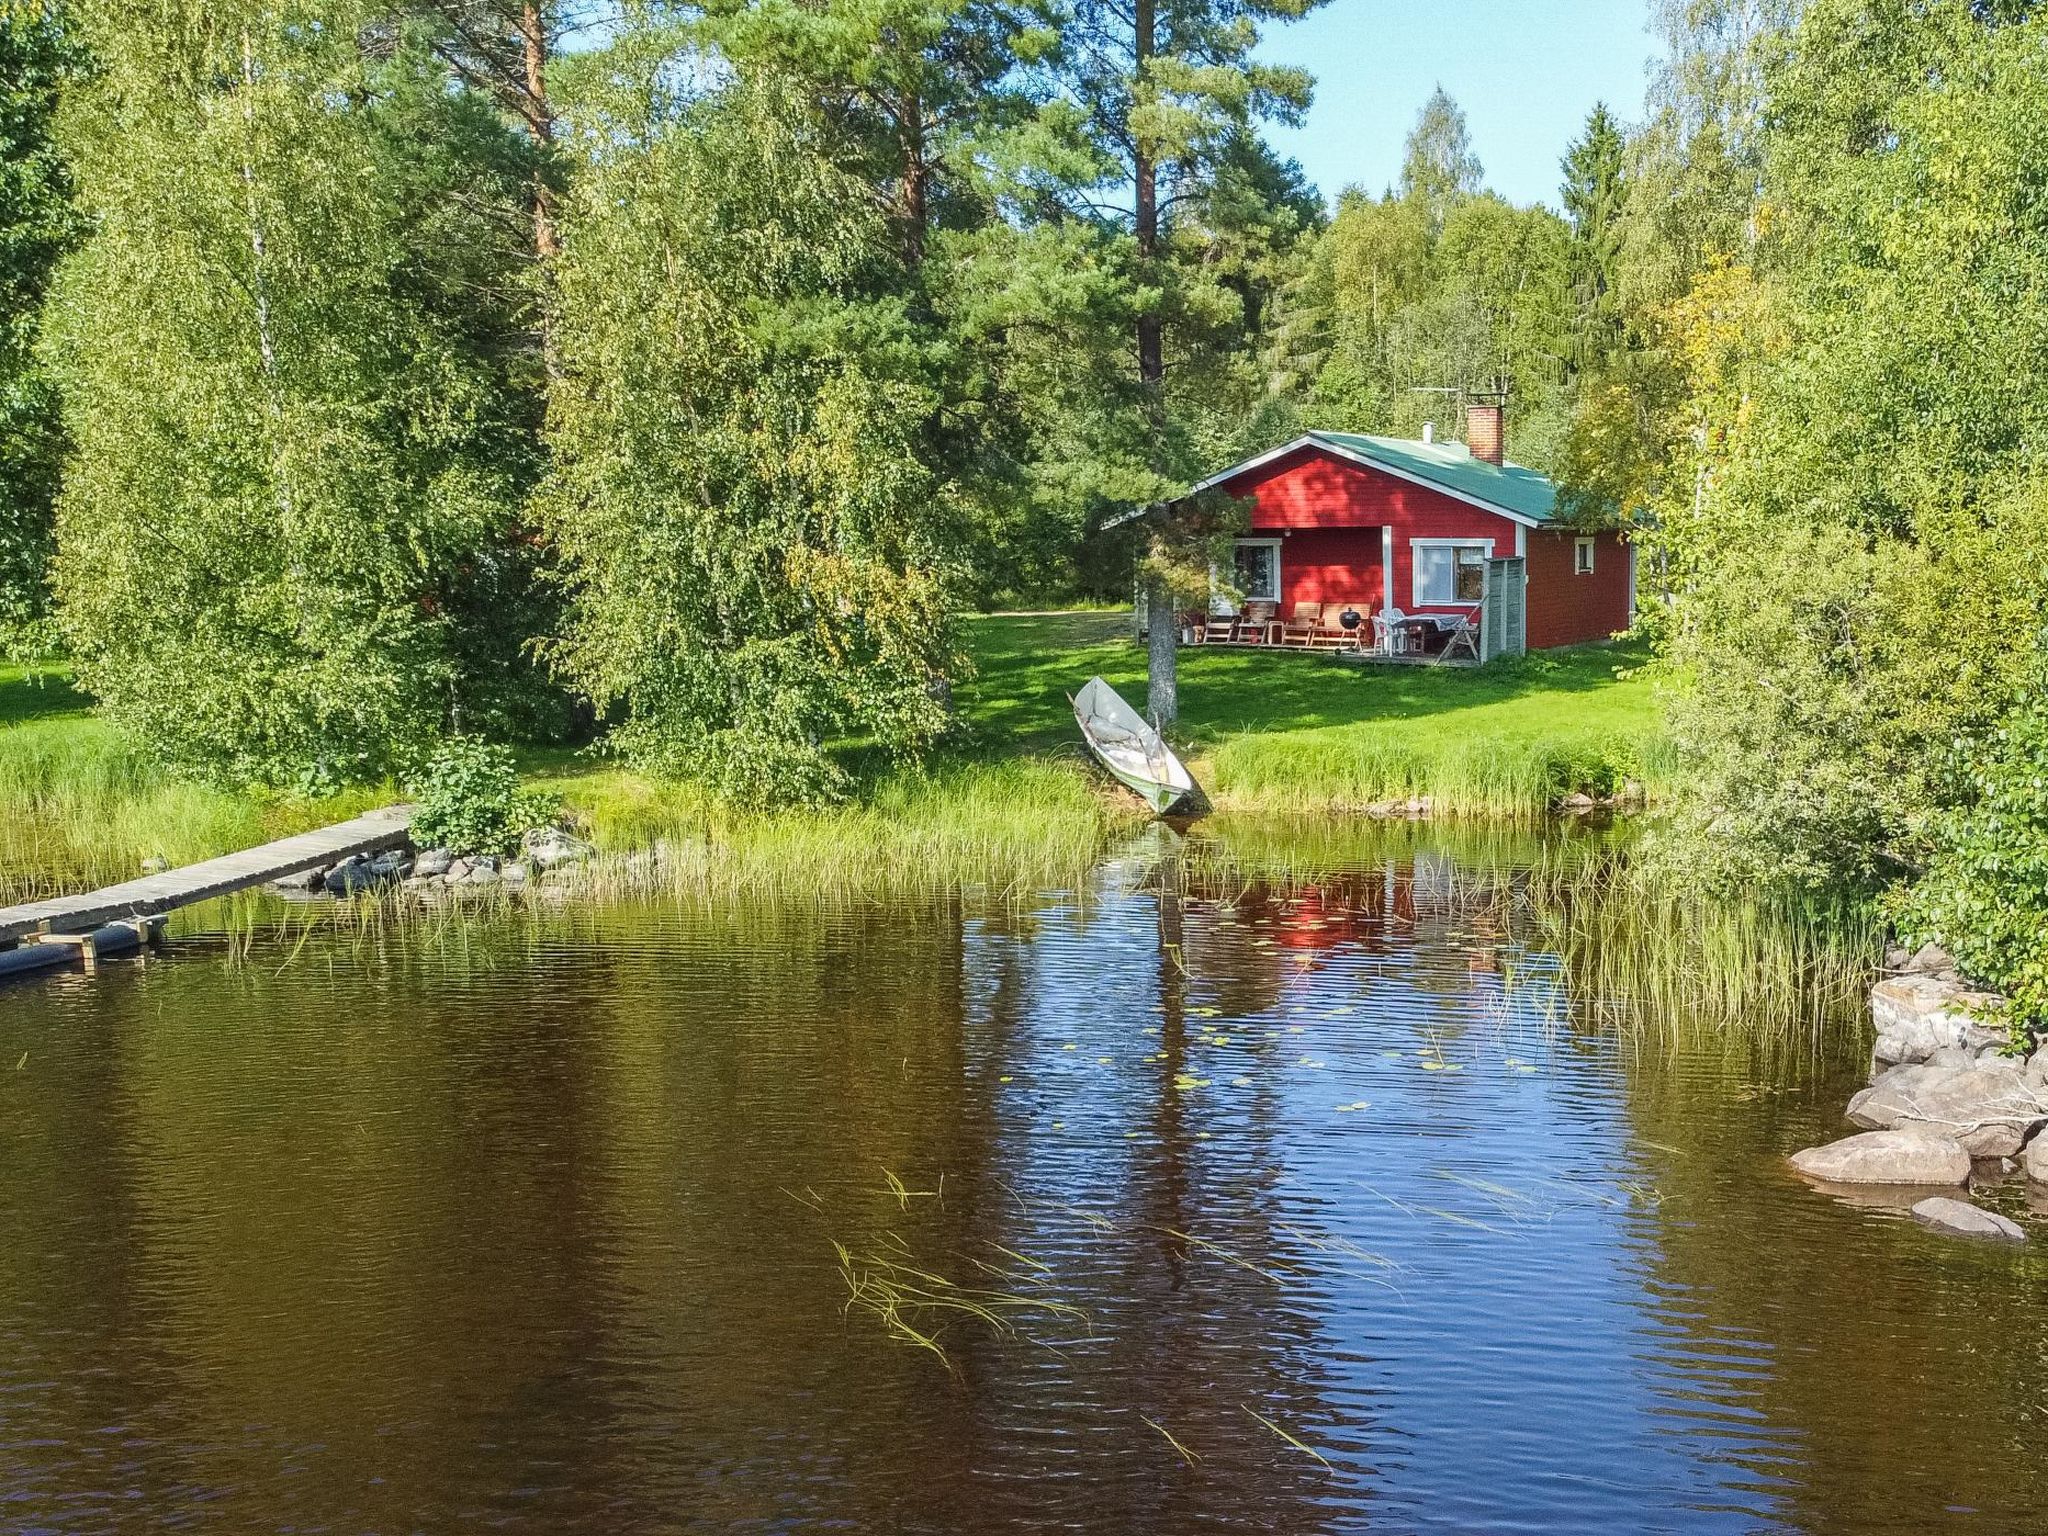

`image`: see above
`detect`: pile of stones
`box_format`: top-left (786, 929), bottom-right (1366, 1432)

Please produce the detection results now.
top-left (274, 825), bottom-right (594, 899)
top-left (1788, 944), bottom-right (2045, 1243)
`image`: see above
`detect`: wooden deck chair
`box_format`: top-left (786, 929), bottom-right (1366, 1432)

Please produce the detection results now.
top-left (1434, 615), bottom-right (1481, 665)
top-left (1311, 606), bottom-right (1358, 648)
top-left (1280, 601), bottom-right (1323, 646)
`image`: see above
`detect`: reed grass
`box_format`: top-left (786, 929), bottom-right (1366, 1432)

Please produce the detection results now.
top-left (0, 717), bottom-right (390, 901)
top-left (1506, 842), bottom-right (1879, 1049)
top-left (533, 756), bottom-right (1134, 905)
top-left (1140, 821), bottom-right (1878, 1047)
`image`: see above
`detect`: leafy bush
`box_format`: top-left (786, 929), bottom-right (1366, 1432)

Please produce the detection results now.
top-left (407, 738), bottom-right (555, 857)
top-left (1897, 681), bottom-right (2048, 1046)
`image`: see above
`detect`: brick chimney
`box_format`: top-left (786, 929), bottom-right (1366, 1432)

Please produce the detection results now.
top-left (1466, 403), bottom-right (1504, 466)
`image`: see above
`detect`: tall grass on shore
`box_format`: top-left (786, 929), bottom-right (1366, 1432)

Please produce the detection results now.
top-left (1508, 843), bottom-right (1879, 1048)
top-left (1201, 723), bottom-right (1671, 817)
top-left (0, 718), bottom-right (389, 902)
top-left (540, 757), bottom-right (1131, 904)
top-left (1155, 819), bottom-right (1876, 1044)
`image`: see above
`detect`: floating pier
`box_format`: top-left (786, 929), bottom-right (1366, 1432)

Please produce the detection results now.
top-left (0, 804), bottom-right (413, 975)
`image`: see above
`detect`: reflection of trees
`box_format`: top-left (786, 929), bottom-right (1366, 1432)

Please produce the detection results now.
top-left (942, 833), bottom-right (1354, 1526)
top-left (4, 899), bottom-right (1010, 1530)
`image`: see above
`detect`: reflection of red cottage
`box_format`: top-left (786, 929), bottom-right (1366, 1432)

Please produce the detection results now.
top-left (1182, 406), bottom-right (1633, 650)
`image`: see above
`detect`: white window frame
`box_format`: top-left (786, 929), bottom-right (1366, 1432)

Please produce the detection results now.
top-left (1574, 536), bottom-right (1596, 576)
top-left (1216, 537), bottom-right (1282, 611)
top-left (1409, 537), bottom-right (1492, 607)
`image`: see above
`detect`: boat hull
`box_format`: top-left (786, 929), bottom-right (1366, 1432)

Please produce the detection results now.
top-left (1071, 677), bottom-right (1208, 820)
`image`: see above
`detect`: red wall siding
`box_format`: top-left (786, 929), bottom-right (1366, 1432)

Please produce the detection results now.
top-left (1524, 529), bottom-right (1633, 647)
top-left (1223, 448), bottom-right (1519, 620)
top-left (1273, 528), bottom-right (1380, 610)
top-left (1217, 444), bottom-right (1634, 648)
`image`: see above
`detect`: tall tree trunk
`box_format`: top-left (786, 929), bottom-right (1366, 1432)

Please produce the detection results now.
top-left (1133, 0), bottom-right (1176, 725)
top-left (1145, 572), bottom-right (1178, 728)
top-left (517, 1), bottom-right (558, 262)
top-left (899, 84), bottom-right (927, 269)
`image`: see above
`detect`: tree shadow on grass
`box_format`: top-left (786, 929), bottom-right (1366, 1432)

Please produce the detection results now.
top-left (0, 665), bottom-right (90, 729)
top-left (958, 612), bottom-right (1648, 753)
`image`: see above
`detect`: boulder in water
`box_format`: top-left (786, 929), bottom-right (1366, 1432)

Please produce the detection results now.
top-left (1910, 1196), bottom-right (2025, 1242)
top-left (1790, 1130), bottom-right (1971, 1185)
top-left (1846, 1063), bottom-right (2045, 1159)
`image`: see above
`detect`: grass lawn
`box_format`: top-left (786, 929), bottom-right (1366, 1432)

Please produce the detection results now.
top-left (957, 612), bottom-right (1665, 812)
top-left (0, 612), bottom-right (1665, 897)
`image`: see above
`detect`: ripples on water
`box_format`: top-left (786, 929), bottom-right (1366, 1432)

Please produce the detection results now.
top-left (0, 831), bottom-right (2042, 1534)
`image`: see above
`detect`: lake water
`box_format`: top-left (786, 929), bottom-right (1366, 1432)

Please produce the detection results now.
top-left (1, 825), bottom-right (2044, 1534)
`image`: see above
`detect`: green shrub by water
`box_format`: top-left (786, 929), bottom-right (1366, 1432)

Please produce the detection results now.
top-left (1896, 679), bottom-right (2048, 1045)
top-left (409, 738), bottom-right (558, 857)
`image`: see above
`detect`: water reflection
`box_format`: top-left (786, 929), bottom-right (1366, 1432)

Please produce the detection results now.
top-left (0, 824), bottom-right (2039, 1533)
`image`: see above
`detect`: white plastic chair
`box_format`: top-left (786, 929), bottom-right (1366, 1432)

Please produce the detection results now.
top-left (1373, 606), bottom-right (1409, 656)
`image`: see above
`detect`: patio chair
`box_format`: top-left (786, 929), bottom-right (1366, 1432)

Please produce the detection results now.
top-left (1241, 600), bottom-right (1279, 644)
top-left (1280, 601), bottom-right (1323, 646)
top-left (1310, 606), bottom-right (1359, 649)
top-left (1372, 606), bottom-right (1411, 656)
top-left (1435, 615), bottom-right (1481, 665)
top-left (1177, 609), bottom-right (1213, 644)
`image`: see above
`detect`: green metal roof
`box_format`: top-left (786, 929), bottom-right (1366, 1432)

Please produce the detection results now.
top-left (1305, 430), bottom-right (1560, 526)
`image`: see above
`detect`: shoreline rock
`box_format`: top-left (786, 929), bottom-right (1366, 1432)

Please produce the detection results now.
top-left (1789, 1130), bottom-right (1971, 1185)
top-left (1910, 1196), bottom-right (2026, 1242)
top-left (1846, 1061), bottom-right (2046, 1159)
top-left (1794, 946), bottom-right (2042, 1242)
top-left (1869, 973), bottom-right (2008, 1068)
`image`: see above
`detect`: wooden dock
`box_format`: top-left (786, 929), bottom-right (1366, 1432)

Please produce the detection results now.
top-left (0, 804), bottom-right (413, 945)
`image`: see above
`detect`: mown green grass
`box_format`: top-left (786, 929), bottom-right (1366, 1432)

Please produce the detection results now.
top-left (0, 611), bottom-right (1665, 897)
top-left (956, 611), bottom-right (1665, 813)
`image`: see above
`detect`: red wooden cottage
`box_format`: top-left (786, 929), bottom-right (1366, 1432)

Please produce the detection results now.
top-left (1175, 405), bottom-right (1633, 654)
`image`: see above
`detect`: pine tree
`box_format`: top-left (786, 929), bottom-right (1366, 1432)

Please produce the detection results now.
top-left (1559, 102), bottom-right (1628, 371)
top-left (1017, 0), bottom-right (1328, 724)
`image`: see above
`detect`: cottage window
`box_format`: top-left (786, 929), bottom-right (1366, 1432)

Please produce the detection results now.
top-left (1575, 537), bottom-right (1596, 575)
top-left (1412, 540), bottom-right (1489, 606)
top-left (1230, 539), bottom-right (1281, 604)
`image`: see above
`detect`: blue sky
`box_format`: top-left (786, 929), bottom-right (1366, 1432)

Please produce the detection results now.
top-left (1257, 0), bottom-right (1659, 212)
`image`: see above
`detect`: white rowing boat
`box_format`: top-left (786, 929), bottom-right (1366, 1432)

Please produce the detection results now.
top-left (1071, 677), bottom-right (1207, 818)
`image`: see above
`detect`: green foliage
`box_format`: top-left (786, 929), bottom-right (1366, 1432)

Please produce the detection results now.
top-left (1399, 85), bottom-right (1483, 234)
top-left (408, 735), bottom-right (554, 856)
top-left (43, 1), bottom-right (557, 786)
top-left (1280, 92), bottom-right (1576, 470)
top-left (0, 7), bottom-right (81, 660)
top-left (1897, 661), bottom-right (2048, 1042)
top-left (540, 65), bottom-right (963, 807)
top-left (1645, 0), bottom-right (2048, 891)
top-left (1559, 102), bottom-right (1628, 371)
